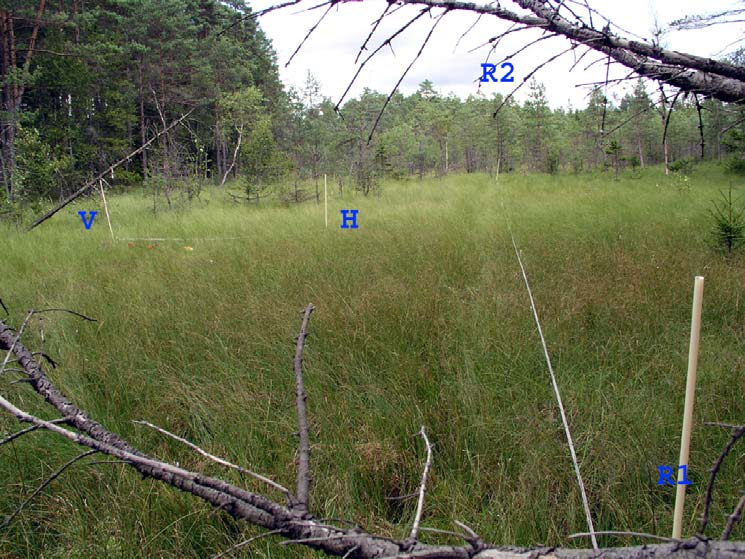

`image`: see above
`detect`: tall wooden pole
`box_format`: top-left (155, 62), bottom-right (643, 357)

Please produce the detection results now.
top-left (672, 276), bottom-right (704, 539)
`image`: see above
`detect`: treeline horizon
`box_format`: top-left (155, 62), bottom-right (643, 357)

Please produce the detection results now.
top-left (2, 0), bottom-right (745, 211)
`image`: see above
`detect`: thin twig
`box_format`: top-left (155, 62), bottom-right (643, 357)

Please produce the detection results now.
top-left (289, 519), bottom-right (349, 531)
top-left (601, 102), bottom-right (656, 137)
top-left (694, 93), bottom-right (705, 159)
top-left (468, 23), bottom-right (528, 54)
top-left (343, 544), bottom-right (360, 559)
top-left (355, 2), bottom-right (394, 64)
top-left (285, 2), bottom-right (334, 67)
top-left (700, 424), bottom-right (745, 535)
top-left (720, 115), bottom-right (745, 135)
top-left (220, 123), bottom-right (244, 188)
top-left (133, 420), bottom-right (293, 500)
top-left (216, 0), bottom-right (305, 36)
top-left (497, 32), bottom-right (559, 65)
top-left (1, 311), bottom-right (34, 376)
top-left (37, 315), bottom-right (44, 345)
top-left (454, 13), bottom-right (482, 52)
top-left (722, 493), bottom-right (745, 540)
top-left (335, 8), bottom-right (429, 111)
top-left (212, 529), bottom-right (284, 559)
top-left (569, 46), bottom-right (593, 73)
top-left (409, 426), bottom-right (433, 542)
top-left (32, 351), bottom-right (58, 368)
top-left (0, 449), bottom-right (97, 529)
top-left (0, 419), bottom-right (67, 446)
top-left (32, 308), bottom-right (97, 321)
top-left (507, 223), bottom-right (598, 551)
top-left (293, 303), bottom-right (315, 510)
top-left (705, 422), bottom-right (745, 429)
top-left (662, 89), bottom-right (683, 148)
top-left (453, 520), bottom-right (478, 538)
top-left (282, 535), bottom-right (351, 545)
top-left (368, 11), bottom-right (447, 143)
top-left (493, 45), bottom-right (576, 117)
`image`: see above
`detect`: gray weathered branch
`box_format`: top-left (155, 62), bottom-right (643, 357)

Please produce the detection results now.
top-left (281, 0), bottom-right (745, 105)
top-left (293, 303), bottom-right (315, 512)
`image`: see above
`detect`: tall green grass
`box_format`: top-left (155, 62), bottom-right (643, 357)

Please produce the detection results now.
top-left (1, 165), bottom-right (743, 558)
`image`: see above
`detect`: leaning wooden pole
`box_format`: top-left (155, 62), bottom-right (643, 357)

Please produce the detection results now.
top-left (99, 179), bottom-right (115, 242)
top-left (28, 109), bottom-right (195, 232)
top-left (672, 276), bottom-right (704, 539)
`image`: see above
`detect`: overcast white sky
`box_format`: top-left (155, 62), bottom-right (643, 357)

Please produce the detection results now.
top-left (250, 0), bottom-right (744, 109)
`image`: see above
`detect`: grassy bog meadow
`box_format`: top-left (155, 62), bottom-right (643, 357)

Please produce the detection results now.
top-left (2, 166), bottom-right (744, 557)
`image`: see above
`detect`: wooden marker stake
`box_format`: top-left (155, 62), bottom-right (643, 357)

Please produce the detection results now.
top-left (324, 174), bottom-right (328, 229)
top-left (99, 179), bottom-right (115, 242)
top-left (672, 275), bottom-right (704, 539)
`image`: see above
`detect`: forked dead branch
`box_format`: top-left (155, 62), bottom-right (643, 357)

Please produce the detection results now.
top-left (0, 306), bottom-right (744, 559)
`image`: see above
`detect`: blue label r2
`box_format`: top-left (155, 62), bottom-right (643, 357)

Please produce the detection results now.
top-left (480, 62), bottom-right (515, 83)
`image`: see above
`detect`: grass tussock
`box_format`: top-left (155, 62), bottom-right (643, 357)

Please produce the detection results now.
top-left (1, 165), bottom-right (744, 558)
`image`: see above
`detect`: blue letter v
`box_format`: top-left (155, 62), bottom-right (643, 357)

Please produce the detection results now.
top-left (78, 211), bottom-right (98, 230)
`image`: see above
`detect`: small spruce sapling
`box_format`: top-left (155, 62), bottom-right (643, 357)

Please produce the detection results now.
top-left (710, 185), bottom-right (745, 254)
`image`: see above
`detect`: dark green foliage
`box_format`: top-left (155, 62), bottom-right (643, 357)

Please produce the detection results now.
top-left (669, 158), bottom-right (694, 175)
top-left (14, 126), bottom-right (74, 202)
top-left (709, 186), bottom-right (745, 253)
top-left (724, 156), bottom-right (745, 175)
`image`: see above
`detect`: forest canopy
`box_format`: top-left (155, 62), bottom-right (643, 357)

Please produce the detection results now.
top-left (1, 0), bottom-right (744, 212)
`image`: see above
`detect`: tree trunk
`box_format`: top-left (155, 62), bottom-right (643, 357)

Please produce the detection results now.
top-left (214, 101), bottom-right (223, 181)
top-left (445, 137), bottom-right (449, 174)
top-left (72, 0), bottom-right (79, 43)
top-left (138, 62), bottom-right (147, 175)
top-left (637, 138), bottom-right (645, 168)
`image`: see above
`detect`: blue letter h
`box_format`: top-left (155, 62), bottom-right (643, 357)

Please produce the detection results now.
top-left (340, 209), bottom-right (359, 229)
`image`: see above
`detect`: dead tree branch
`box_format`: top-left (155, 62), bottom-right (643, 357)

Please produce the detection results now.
top-left (0, 449), bottom-right (98, 529)
top-left (368, 10), bottom-right (448, 143)
top-left (281, 0), bottom-right (745, 108)
top-left (133, 420), bottom-right (293, 501)
top-left (293, 303), bottom-right (315, 512)
top-left (355, 1), bottom-right (395, 64)
top-left (286, 1), bottom-right (334, 67)
top-left (723, 493), bottom-right (745, 541)
top-left (335, 7), bottom-right (430, 112)
top-left (410, 426), bottom-right (433, 543)
top-left (220, 123), bottom-right (244, 188)
top-left (700, 423), bottom-right (745, 536)
top-left (1, 313), bottom-right (745, 559)
top-left (212, 529), bottom-right (284, 559)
